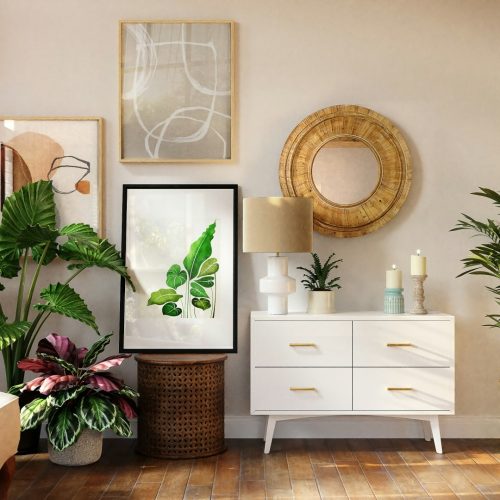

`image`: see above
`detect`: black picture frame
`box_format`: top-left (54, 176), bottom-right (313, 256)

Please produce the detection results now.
top-left (119, 184), bottom-right (238, 353)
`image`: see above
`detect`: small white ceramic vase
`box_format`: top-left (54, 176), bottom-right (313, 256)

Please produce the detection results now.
top-left (307, 290), bottom-right (335, 314)
top-left (48, 428), bottom-right (103, 466)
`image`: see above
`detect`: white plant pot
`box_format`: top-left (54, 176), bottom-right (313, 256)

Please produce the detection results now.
top-left (48, 428), bottom-right (103, 466)
top-left (307, 291), bottom-right (336, 314)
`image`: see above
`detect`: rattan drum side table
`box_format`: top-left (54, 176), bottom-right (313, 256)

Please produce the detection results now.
top-left (135, 354), bottom-right (227, 459)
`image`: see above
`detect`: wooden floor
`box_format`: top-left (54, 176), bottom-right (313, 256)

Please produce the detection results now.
top-left (9, 439), bottom-right (500, 499)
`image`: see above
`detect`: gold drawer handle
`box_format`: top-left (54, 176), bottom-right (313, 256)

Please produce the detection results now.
top-left (289, 343), bottom-right (317, 347)
top-left (290, 387), bottom-right (317, 391)
top-left (386, 343), bottom-right (414, 347)
top-left (387, 387), bottom-right (414, 391)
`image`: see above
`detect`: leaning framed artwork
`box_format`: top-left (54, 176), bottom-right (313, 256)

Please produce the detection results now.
top-left (119, 20), bottom-right (235, 163)
top-left (120, 184), bottom-right (238, 353)
top-left (0, 116), bottom-right (104, 235)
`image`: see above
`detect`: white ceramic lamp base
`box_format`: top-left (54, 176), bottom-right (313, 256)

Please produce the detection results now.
top-left (260, 255), bottom-right (295, 315)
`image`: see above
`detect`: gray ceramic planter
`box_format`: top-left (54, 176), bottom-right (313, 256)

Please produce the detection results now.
top-left (48, 429), bottom-right (103, 466)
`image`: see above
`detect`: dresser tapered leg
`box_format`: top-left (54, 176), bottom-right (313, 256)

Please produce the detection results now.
top-left (430, 416), bottom-right (443, 454)
top-left (421, 420), bottom-right (432, 441)
top-left (264, 416), bottom-right (277, 454)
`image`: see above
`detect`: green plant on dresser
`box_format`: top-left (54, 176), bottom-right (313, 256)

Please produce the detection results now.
top-left (297, 252), bottom-right (342, 291)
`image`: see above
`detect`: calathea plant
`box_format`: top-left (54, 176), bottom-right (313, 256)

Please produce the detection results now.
top-left (16, 333), bottom-right (137, 451)
top-left (0, 180), bottom-right (134, 388)
top-left (148, 222), bottom-right (219, 318)
top-left (298, 252), bottom-right (342, 291)
top-left (452, 187), bottom-right (500, 328)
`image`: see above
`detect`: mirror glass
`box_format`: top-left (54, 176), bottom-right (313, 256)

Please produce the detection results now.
top-left (312, 138), bottom-right (380, 205)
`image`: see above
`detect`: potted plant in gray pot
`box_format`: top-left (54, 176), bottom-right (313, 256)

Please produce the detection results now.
top-left (298, 252), bottom-right (342, 314)
top-left (15, 332), bottom-right (138, 466)
top-left (0, 180), bottom-right (134, 453)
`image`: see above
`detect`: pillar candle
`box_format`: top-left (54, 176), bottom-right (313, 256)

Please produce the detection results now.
top-left (386, 264), bottom-right (402, 289)
top-left (411, 249), bottom-right (427, 275)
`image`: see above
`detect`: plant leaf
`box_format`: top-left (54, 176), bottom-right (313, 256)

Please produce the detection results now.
top-left (18, 357), bottom-right (57, 374)
top-left (183, 223), bottom-right (216, 279)
top-left (23, 375), bottom-right (47, 392)
top-left (111, 408), bottom-right (132, 437)
top-left (192, 297), bottom-right (211, 311)
top-left (148, 288), bottom-right (182, 306)
top-left (194, 276), bottom-right (214, 288)
top-left (0, 320), bottom-right (30, 350)
top-left (46, 386), bottom-right (87, 408)
top-left (78, 394), bottom-right (117, 432)
top-left (20, 398), bottom-right (50, 430)
top-left (60, 223), bottom-right (99, 242)
top-left (37, 333), bottom-right (77, 362)
top-left (0, 180), bottom-right (56, 267)
top-left (34, 283), bottom-right (98, 333)
top-left (116, 397), bottom-right (138, 419)
top-left (38, 353), bottom-right (77, 375)
top-left (118, 385), bottom-right (139, 399)
top-left (32, 240), bottom-right (58, 265)
top-left (39, 374), bottom-right (78, 395)
top-left (166, 264), bottom-right (188, 289)
top-left (162, 302), bottom-right (182, 317)
top-left (86, 374), bottom-right (121, 392)
top-left (0, 257), bottom-right (21, 278)
top-left (86, 354), bottom-right (130, 372)
top-left (190, 281), bottom-right (209, 298)
top-left (59, 238), bottom-right (135, 290)
top-left (82, 333), bottom-right (112, 367)
top-left (47, 406), bottom-right (82, 451)
top-left (198, 257), bottom-right (219, 277)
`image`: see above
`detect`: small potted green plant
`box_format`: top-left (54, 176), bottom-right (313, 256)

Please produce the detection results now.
top-left (298, 252), bottom-right (342, 314)
top-left (15, 332), bottom-right (138, 466)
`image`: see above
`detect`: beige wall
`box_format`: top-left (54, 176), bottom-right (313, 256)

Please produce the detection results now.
top-left (1, 0), bottom-right (499, 424)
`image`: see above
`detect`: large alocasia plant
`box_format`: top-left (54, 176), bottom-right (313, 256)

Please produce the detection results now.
top-left (16, 333), bottom-right (138, 451)
top-left (0, 180), bottom-right (135, 388)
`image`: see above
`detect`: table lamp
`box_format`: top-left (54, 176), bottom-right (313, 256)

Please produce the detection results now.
top-left (243, 197), bottom-right (313, 314)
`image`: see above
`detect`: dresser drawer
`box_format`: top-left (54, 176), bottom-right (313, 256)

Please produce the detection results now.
top-left (353, 320), bottom-right (453, 367)
top-left (252, 368), bottom-right (352, 411)
top-left (252, 320), bottom-right (352, 367)
top-left (353, 368), bottom-right (454, 411)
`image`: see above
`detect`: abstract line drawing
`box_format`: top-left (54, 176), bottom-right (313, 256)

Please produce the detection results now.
top-left (0, 117), bottom-right (103, 234)
top-left (120, 21), bottom-right (233, 162)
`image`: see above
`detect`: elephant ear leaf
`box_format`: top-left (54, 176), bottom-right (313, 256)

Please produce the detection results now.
top-left (190, 282), bottom-right (208, 298)
top-left (34, 283), bottom-right (99, 333)
top-left (162, 302), bottom-right (182, 317)
top-left (182, 223), bottom-right (216, 279)
top-left (166, 264), bottom-right (187, 289)
top-left (0, 319), bottom-right (30, 350)
top-left (198, 257), bottom-right (219, 277)
top-left (148, 288), bottom-right (182, 306)
top-left (192, 297), bottom-right (211, 311)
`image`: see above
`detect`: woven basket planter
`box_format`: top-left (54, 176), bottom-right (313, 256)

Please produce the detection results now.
top-left (135, 354), bottom-right (227, 459)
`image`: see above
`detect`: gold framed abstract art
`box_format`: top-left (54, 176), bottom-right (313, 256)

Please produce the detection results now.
top-left (0, 116), bottom-right (104, 235)
top-left (119, 20), bottom-right (235, 163)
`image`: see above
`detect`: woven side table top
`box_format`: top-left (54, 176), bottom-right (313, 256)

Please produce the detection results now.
top-left (136, 353), bottom-right (227, 459)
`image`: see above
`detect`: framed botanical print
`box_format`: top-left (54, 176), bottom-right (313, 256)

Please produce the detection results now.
top-left (119, 20), bottom-right (235, 162)
top-left (0, 116), bottom-right (104, 235)
top-left (120, 184), bottom-right (238, 353)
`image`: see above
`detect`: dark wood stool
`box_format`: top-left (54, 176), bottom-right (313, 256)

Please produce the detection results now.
top-left (135, 354), bottom-right (227, 459)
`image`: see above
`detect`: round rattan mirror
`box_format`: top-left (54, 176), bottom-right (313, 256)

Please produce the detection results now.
top-left (279, 105), bottom-right (412, 237)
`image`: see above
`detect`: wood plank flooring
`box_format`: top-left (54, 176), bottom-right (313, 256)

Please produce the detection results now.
top-left (9, 439), bottom-right (500, 499)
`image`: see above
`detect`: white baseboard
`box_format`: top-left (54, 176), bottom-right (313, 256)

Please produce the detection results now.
top-left (224, 415), bottom-right (500, 439)
top-left (49, 414), bottom-right (500, 440)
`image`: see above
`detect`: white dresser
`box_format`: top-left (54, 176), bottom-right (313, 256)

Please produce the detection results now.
top-left (250, 311), bottom-right (455, 454)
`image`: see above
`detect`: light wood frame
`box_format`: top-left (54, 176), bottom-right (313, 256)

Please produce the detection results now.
top-left (119, 20), bottom-right (235, 163)
top-left (0, 116), bottom-right (105, 236)
top-left (279, 105), bottom-right (412, 238)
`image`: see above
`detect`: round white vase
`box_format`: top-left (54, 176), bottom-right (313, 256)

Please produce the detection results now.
top-left (307, 290), bottom-right (335, 314)
top-left (48, 428), bottom-right (103, 466)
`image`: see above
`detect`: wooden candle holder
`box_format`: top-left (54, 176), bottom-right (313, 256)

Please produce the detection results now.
top-left (411, 275), bottom-right (427, 314)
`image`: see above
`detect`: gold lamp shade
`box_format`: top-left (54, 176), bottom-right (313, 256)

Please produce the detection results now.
top-left (243, 197), bottom-right (313, 253)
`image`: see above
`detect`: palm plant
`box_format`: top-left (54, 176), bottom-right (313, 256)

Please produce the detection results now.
top-left (0, 180), bottom-right (134, 388)
top-left (298, 252), bottom-right (342, 291)
top-left (451, 187), bottom-right (500, 328)
top-left (16, 333), bottom-right (137, 451)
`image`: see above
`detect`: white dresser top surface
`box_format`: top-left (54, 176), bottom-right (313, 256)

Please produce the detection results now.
top-left (251, 311), bottom-right (454, 321)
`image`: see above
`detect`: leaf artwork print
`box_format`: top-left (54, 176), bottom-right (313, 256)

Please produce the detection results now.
top-left (148, 222), bottom-right (219, 318)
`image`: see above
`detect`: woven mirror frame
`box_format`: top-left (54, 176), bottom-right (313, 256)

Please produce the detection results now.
top-left (279, 105), bottom-right (412, 238)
